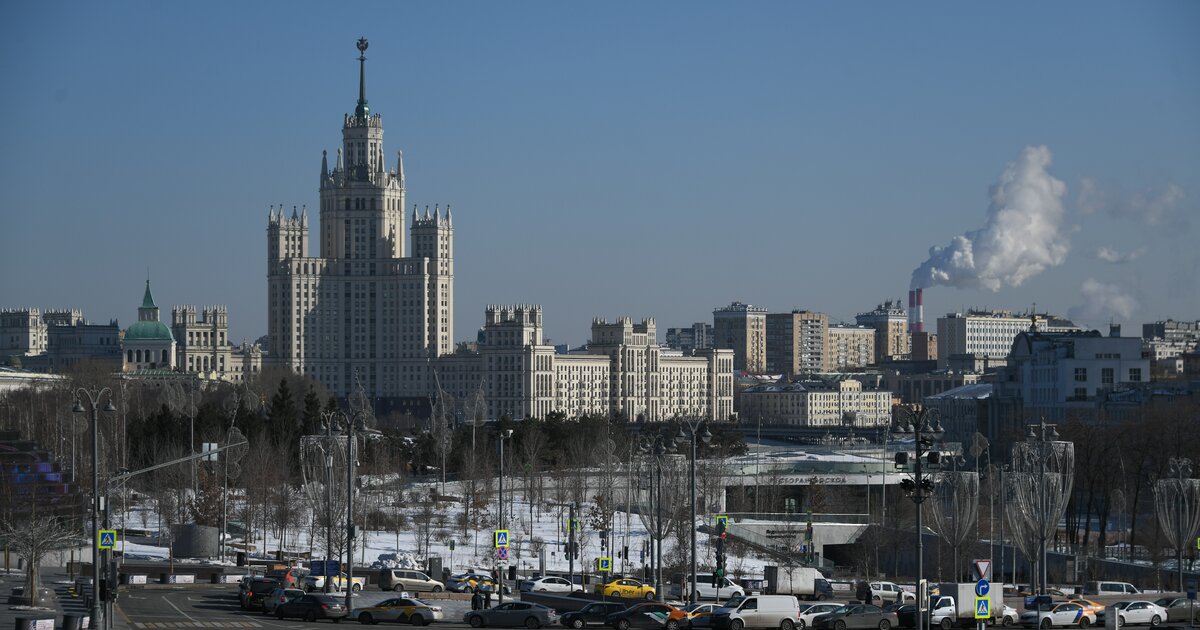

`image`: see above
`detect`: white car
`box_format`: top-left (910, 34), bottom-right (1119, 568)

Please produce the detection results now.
top-left (798, 603), bottom-right (844, 629)
top-left (999, 605), bottom-right (1019, 626)
top-left (870, 582), bottom-right (915, 603)
top-left (1113, 601), bottom-right (1167, 627)
top-left (523, 576), bottom-right (581, 594)
top-left (1019, 602), bottom-right (1097, 628)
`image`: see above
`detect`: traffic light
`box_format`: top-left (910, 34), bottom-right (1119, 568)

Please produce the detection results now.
top-left (714, 517), bottom-right (727, 583)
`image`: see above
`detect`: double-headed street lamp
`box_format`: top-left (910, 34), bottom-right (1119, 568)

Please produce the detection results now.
top-left (893, 407), bottom-right (944, 630)
top-left (675, 419), bottom-right (711, 605)
top-left (73, 386), bottom-right (117, 630)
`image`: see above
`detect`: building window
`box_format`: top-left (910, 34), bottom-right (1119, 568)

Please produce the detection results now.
top-left (1129, 368), bottom-right (1142, 382)
top-left (127, 350), bottom-right (133, 363)
top-left (1101, 368), bottom-right (1114, 386)
top-left (1074, 367), bottom-right (1087, 382)
top-left (1074, 387), bottom-right (1087, 400)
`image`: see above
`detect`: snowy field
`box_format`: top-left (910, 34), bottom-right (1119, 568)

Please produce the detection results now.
top-left (94, 477), bottom-right (774, 581)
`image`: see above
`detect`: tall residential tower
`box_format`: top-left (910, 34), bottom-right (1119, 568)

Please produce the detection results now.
top-left (267, 39), bottom-right (454, 397)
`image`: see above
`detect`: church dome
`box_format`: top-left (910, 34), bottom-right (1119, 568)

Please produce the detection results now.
top-left (124, 319), bottom-right (174, 342)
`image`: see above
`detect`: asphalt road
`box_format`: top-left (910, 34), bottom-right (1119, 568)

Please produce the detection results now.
top-left (114, 587), bottom-right (476, 629)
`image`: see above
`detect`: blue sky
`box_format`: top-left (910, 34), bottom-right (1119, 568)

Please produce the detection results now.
top-left (2, 2), bottom-right (1197, 345)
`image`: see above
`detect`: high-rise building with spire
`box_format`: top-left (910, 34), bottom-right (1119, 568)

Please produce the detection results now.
top-left (267, 39), bottom-right (454, 397)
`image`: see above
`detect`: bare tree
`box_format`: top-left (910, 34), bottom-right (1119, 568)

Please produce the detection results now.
top-left (1, 516), bottom-right (76, 606)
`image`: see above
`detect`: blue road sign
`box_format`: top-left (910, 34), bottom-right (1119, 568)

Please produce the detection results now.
top-left (98, 530), bottom-right (116, 549)
top-left (495, 530), bottom-right (509, 548)
top-left (975, 580), bottom-right (990, 597)
top-left (974, 598), bottom-right (990, 620)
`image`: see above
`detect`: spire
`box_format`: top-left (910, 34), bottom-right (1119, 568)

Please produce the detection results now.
top-left (336, 147), bottom-right (344, 172)
top-left (321, 150), bottom-right (329, 179)
top-left (141, 278), bottom-right (157, 309)
top-left (292, 205), bottom-right (298, 219)
top-left (302, 205), bottom-right (308, 223)
top-left (424, 205), bottom-right (430, 220)
top-left (355, 37), bottom-right (369, 118)
top-left (397, 150), bottom-right (405, 187)
top-left (413, 204), bottom-right (419, 225)
top-left (445, 204), bottom-right (452, 224)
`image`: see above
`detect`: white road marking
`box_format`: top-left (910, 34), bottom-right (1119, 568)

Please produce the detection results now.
top-left (162, 594), bottom-right (199, 622)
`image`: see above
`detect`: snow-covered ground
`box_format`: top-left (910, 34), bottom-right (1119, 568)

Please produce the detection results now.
top-left (104, 478), bottom-right (774, 580)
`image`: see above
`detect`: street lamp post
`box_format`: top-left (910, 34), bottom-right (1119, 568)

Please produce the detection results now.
top-left (324, 399), bottom-right (373, 613)
top-left (319, 410), bottom-right (340, 594)
top-left (894, 407), bottom-right (944, 630)
top-left (498, 428), bottom-right (513, 604)
top-left (73, 386), bottom-right (116, 630)
top-left (639, 433), bottom-right (675, 602)
top-left (676, 419), bottom-right (712, 605)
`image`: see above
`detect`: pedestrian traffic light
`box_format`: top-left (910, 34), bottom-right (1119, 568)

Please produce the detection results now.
top-left (714, 518), bottom-right (727, 580)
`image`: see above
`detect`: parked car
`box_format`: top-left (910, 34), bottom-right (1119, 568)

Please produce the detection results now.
top-left (1111, 601), bottom-right (1167, 627)
top-left (606, 603), bottom-right (688, 630)
top-left (799, 603), bottom-right (845, 630)
top-left (681, 603), bottom-right (721, 630)
top-left (1152, 597), bottom-right (1200, 624)
top-left (671, 574), bottom-right (746, 602)
top-left (1018, 602), bottom-right (1096, 628)
top-left (561, 602), bottom-right (630, 628)
top-left (810, 604), bottom-right (897, 630)
top-left (464, 602), bottom-right (560, 628)
top-left (275, 593), bottom-right (350, 622)
top-left (524, 576), bottom-right (582, 594)
top-left (263, 587), bottom-right (305, 615)
top-left (998, 606), bottom-right (1019, 627)
top-left (710, 594), bottom-right (802, 630)
top-left (1082, 582), bottom-right (1139, 596)
top-left (880, 605), bottom-right (916, 629)
top-left (1020, 588), bottom-right (1068, 598)
top-left (305, 571), bottom-right (368, 592)
top-left (379, 569), bottom-right (445, 593)
top-left (240, 578), bottom-right (281, 610)
top-left (598, 578), bottom-right (657, 600)
top-left (351, 596), bottom-right (444, 625)
top-left (1064, 599), bottom-right (1105, 621)
top-left (450, 573), bottom-right (512, 594)
top-left (869, 583), bottom-right (915, 604)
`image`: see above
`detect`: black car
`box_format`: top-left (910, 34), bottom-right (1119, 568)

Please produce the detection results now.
top-left (275, 593), bottom-right (349, 622)
top-left (240, 578), bottom-right (281, 610)
top-left (562, 603), bottom-right (629, 628)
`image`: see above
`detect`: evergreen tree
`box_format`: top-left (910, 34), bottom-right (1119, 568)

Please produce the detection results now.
top-left (302, 386), bottom-right (323, 436)
top-left (268, 378), bottom-right (299, 444)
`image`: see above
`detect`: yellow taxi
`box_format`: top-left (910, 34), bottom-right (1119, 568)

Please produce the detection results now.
top-left (597, 578), bottom-right (656, 600)
top-left (349, 597), bottom-right (445, 626)
top-left (1066, 598), bottom-right (1105, 619)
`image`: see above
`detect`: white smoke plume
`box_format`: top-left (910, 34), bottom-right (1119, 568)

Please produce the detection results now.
top-left (911, 145), bottom-right (1069, 291)
top-left (1095, 246), bottom-right (1144, 264)
top-left (1067, 278), bottom-right (1137, 323)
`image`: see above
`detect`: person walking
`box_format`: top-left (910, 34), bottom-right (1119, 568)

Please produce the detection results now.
top-left (471, 586), bottom-right (483, 611)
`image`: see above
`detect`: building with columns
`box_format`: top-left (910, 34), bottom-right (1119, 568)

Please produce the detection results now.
top-left (267, 39), bottom-right (453, 397)
top-left (432, 306), bottom-right (735, 422)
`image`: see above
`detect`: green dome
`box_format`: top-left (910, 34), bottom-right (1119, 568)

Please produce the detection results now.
top-left (125, 320), bottom-right (174, 342)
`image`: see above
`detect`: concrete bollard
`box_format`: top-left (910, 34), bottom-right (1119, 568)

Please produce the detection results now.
top-left (13, 618), bottom-right (55, 630)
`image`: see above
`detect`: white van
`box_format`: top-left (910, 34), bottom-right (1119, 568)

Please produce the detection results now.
top-left (712, 594), bottom-right (801, 630)
top-left (673, 574), bottom-right (746, 601)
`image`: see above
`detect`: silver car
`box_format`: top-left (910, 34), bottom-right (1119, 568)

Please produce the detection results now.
top-left (465, 602), bottom-right (560, 629)
top-left (262, 587), bottom-right (305, 614)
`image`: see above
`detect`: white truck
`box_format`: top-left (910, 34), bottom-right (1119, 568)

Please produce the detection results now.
top-left (930, 583), bottom-right (1004, 629)
top-left (763, 566), bottom-right (835, 601)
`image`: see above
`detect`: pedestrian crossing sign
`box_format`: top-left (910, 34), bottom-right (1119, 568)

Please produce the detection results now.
top-left (715, 515), bottom-right (728, 528)
top-left (494, 529), bottom-right (509, 548)
top-left (974, 597), bottom-right (990, 619)
top-left (597, 557), bottom-right (612, 572)
top-left (98, 529), bottom-right (116, 550)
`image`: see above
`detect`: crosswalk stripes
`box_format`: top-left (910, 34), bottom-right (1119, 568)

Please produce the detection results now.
top-left (132, 623), bottom-right (263, 628)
